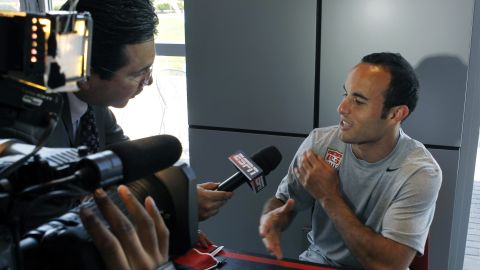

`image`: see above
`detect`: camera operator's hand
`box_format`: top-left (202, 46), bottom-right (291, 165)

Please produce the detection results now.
top-left (79, 185), bottom-right (169, 270)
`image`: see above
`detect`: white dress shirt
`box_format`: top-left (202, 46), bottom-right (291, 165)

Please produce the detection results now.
top-left (67, 92), bottom-right (88, 140)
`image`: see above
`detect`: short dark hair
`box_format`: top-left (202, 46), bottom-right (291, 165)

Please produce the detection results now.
top-left (62, 0), bottom-right (158, 79)
top-left (361, 52), bottom-right (419, 119)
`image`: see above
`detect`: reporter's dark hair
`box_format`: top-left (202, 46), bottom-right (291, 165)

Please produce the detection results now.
top-left (361, 52), bottom-right (419, 119)
top-left (61, 0), bottom-right (158, 80)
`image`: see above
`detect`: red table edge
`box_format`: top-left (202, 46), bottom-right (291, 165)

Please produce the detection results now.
top-left (220, 250), bottom-right (338, 270)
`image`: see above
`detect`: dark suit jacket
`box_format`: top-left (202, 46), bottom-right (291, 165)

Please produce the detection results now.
top-left (0, 94), bottom-right (129, 232)
top-left (0, 94), bottom-right (129, 149)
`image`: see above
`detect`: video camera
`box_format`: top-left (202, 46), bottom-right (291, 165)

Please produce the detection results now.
top-left (0, 10), bottom-right (91, 130)
top-left (0, 139), bottom-right (198, 270)
top-left (0, 9), bottom-right (198, 270)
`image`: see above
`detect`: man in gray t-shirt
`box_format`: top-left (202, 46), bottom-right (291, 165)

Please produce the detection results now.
top-left (259, 52), bottom-right (442, 270)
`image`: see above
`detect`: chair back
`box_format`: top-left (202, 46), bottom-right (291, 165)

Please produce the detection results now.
top-left (410, 238), bottom-right (429, 270)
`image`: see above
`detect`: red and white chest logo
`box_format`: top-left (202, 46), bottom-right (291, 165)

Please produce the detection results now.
top-left (324, 148), bottom-right (343, 169)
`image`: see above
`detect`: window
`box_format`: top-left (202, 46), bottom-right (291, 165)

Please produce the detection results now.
top-left (110, 55), bottom-right (189, 161)
top-left (155, 0), bottom-right (185, 44)
top-left (114, 0), bottom-right (188, 161)
top-left (51, 0), bottom-right (62, 10)
top-left (0, 0), bottom-right (20, 11)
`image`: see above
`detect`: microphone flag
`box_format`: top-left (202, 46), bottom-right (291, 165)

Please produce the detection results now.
top-left (228, 150), bottom-right (266, 193)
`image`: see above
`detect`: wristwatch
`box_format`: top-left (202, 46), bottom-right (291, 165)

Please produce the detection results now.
top-left (154, 261), bottom-right (176, 270)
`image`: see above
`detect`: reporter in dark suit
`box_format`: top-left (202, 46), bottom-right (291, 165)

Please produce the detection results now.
top-left (0, 100), bottom-right (128, 149)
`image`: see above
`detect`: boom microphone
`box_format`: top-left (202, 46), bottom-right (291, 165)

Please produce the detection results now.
top-left (106, 134), bottom-right (182, 183)
top-left (217, 146), bottom-right (282, 192)
top-left (0, 135), bottom-right (182, 193)
top-left (74, 134), bottom-right (182, 190)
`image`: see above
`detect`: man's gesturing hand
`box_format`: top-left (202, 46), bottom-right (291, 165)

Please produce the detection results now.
top-left (259, 198), bottom-right (295, 259)
top-left (295, 150), bottom-right (341, 202)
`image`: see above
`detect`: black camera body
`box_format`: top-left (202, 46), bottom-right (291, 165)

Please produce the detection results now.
top-left (0, 143), bottom-right (198, 270)
top-left (19, 164), bottom-right (198, 270)
top-left (0, 10), bottom-right (91, 138)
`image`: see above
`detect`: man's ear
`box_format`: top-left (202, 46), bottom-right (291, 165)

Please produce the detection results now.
top-left (77, 79), bottom-right (90, 91)
top-left (390, 105), bottom-right (410, 122)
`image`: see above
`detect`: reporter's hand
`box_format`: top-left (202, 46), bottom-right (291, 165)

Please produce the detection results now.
top-left (79, 185), bottom-right (169, 270)
top-left (197, 182), bottom-right (233, 221)
top-left (258, 199), bottom-right (295, 259)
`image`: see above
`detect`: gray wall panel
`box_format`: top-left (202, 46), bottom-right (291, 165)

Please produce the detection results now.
top-left (403, 56), bottom-right (467, 147)
top-left (185, 0), bottom-right (317, 134)
top-left (448, 1), bottom-right (480, 266)
top-left (319, 0), bottom-right (474, 147)
top-left (185, 1), bottom-right (480, 269)
top-left (189, 128), bottom-right (310, 259)
top-left (427, 149), bottom-right (460, 270)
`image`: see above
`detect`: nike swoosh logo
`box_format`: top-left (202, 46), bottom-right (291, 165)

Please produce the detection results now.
top-left (386, 167), bottom-right (399, 172)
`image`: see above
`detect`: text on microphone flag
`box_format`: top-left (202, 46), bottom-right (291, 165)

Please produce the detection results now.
top-left (228, 151), bottom-right (263, 180)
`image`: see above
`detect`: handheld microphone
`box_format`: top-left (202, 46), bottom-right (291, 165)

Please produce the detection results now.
top-left (75, 134), bottom-right (182, 190)
top-left (217, 146), bottom-right (282, 192)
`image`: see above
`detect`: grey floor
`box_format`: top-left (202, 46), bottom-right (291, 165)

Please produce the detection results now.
top-left (464, 180), bottom-right (480, 270)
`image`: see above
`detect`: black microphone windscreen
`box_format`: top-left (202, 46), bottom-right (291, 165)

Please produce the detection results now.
top-left (106, 135), bottom-right (182, 182)
top-left (251, 146), bottom-right (282, 175)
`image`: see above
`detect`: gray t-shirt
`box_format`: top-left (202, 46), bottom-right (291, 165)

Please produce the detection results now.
top-left (276, 126), bottom-right (442, 269)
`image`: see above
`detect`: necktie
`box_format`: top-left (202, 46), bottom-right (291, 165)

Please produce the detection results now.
top-left (78, 106), bottom-right (100, 153)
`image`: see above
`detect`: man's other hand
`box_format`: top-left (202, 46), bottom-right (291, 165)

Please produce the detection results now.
top-left (259, 198), bottom-right (295, 259)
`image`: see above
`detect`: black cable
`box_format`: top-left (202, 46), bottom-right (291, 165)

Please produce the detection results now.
top-left (20, 174), bottom-right (77, 195)
top-left (0, 112), bottom-right (60, 181)
top-left (20, 188), bottom-right (88, 221)
top-left (1, 107), bottom-right (62, 270)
